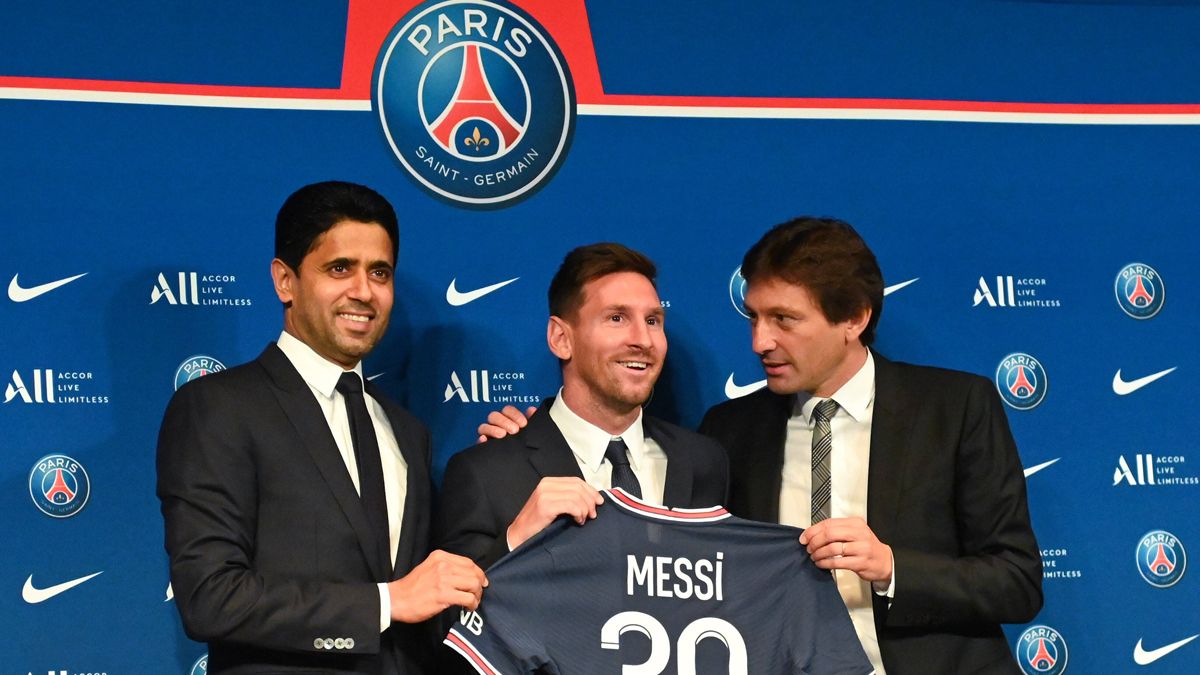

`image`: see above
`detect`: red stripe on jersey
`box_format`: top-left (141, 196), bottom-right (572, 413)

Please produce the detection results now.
top-left (607, 488), bottom-right (729, 520)
top-left (445, 631), bottom-right (499, 675)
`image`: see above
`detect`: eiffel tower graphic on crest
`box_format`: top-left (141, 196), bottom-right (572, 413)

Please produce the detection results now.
top-left (428, 44), bottom-right (525, 158)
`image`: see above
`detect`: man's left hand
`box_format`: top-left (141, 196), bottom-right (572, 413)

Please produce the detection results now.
top-left (800, 517), bottom-right (893, 584)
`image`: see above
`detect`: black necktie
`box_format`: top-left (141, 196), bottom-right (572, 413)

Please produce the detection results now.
top-left (605, 437), bottom-right (642, 498)
top-left (336, 372), bottom-right (391, 577)
top-left (810, 399), bottom-right (839, 525)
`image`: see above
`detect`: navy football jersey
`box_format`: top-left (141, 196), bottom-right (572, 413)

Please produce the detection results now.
top-left (445, 488), bottom-right (873, 674)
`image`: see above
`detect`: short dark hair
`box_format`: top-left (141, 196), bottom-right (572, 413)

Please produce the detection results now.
top-left (741, 217), bottom-right (883, 346)
top-left (274, 181), bottom-right (399, 272)
top-left (548, 243), bottom-right (658, 319)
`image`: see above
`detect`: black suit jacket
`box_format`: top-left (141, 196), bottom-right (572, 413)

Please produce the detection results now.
top-left (699, 354), bottom-right (1042, 675)
top-left (157, 343), bottom-right (435, 674)
top-left (435, 397), bottom-right (729, 569)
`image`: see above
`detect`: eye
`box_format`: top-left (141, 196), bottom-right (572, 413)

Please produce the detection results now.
top-left (608, 313), bottom-right (625, 323)
top-left (371, 268), bottom-right (392, 281)
top-left (646, 315), bottom-right (660, 326)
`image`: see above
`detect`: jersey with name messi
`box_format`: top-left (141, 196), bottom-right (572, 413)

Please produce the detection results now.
top-left (445, 488), bottom-right (873, 674)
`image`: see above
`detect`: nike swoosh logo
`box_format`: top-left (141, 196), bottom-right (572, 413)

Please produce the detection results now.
top-left (1134, 634), bottom-right (1198, 665)
top-left (1113, 367), bottom-right (1177, 395)
top-left (446, 277), bottom-right (518, 306)
top-left (22, 571), bottom-right (103, 603)
top-left (1023, 458), bottom-right (1060, 478)
top-left (366, 372), bottom-right (385, 382)
top-left (7, 272), bottom-right (88, 302)
top-left (724, 373), bottom-right (767, 399)
top-left (883, 278), bottom-right (918, 296)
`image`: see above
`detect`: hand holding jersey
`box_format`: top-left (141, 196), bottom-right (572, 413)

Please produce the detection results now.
top-left (505, 476), bottom-right (604, 550)
top-left (801, 517), bottom-right (894, 585)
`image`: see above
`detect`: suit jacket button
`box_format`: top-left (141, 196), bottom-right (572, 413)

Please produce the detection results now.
top-left (323, 638), bottom-right (335, 650)
top-left (345, 637), bottom-right (356, 649)
top-left (334, 638), bottom-right (346, 649)
top-left (313, 638), bottom-right (324, 649)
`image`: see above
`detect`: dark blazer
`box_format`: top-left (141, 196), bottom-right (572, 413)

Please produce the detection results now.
top-left (157, 343), bottom-right (435, 674)
top-left (435, 396), bottom-right (729, 569)
top-left (699, 353), bottom-right (1042, 675)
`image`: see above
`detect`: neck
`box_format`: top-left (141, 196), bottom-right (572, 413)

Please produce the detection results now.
top-left (559, 384), bottom-right (640, 436)
top-left (812, 344), bottom-right (868, 398)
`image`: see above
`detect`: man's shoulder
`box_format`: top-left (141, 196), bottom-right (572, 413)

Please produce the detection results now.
top-left (700, 387), bottom-right (789, 428)
top-left (172, 355), bottom-right (269, 399)
top-left (877, 355), bottom-right (992, 396)
top-left (644, 414), bottom-right (725, 454)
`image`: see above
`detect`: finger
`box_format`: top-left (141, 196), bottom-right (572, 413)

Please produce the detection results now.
top-left (525, 406), bottom-right (538, 417)
top-left (476, 422), bottom-right (509, 439)
top-left (500, 405), bottom-right (529, 428)
top-left (476, 434), bottom-right (487, 444)
top-left (486, 410), bottom-right (521, 434)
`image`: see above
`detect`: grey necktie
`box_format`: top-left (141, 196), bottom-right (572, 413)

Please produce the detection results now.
top-left (810, 399), bottom-right (839, 525)
top-left (604, 437), bottom-right (642, 498)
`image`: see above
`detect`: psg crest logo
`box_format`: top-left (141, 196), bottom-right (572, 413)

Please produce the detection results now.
top-left (374, 0), bottom-right (576, 208)
top-left (728, 266), bottom-right (749, 318)
top-left (1016, 625), bottom-right (1068, 675)
top-left (190, 653), bottom-right (208, 675)
top-left (174, 355), bottom-right (226, 391)
top-left (28, 453), bottom-right (91, 518)
top-left (1136, 529), bottom-right (1187, 588)
top-left (995, 353), bottom-right (1048, 411)
top-left (1114, 262), bottom-right (1164, 319)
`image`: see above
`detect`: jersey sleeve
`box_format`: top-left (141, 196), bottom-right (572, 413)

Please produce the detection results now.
top-left (443, 522), bottom-right (573, 674)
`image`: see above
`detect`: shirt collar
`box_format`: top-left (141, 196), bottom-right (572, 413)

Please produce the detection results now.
top-left (276, 330), bottom-right (362, 399)
top-left (795, 349), bottom-right (876, 423)
top-left (548, 388), bottom-right (647, 473)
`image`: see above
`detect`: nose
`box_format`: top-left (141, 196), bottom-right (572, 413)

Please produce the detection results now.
top-left (346, 269), bottom-right (373, 302)
top-left (628, 318), bottom-right (653, 350)
top-left (751, 320), bottom-right (774, 355)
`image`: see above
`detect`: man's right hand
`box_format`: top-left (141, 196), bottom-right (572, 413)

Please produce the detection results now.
top-left (387, 550), bottom-right (487, 623)
top-left (506, 477), bottom-right (603, 550)
top-left (476, 405), bottom-right (536, 443)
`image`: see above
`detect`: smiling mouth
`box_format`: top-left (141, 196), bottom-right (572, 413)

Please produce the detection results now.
top-left (338, 312), bottom-right (373, 324)
top-left (618, 360), bottom-right (650, 371)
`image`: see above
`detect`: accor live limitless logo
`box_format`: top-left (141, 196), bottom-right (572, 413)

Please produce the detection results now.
top-left (149, 272), bottom-right (252, 307)
top-left (973, 276), bottom-right (1061, 308)
top-left (4, 368), bottom-right (109, 405)
top-left (444, 369), bottom-right (540, 405)
top-left (1113, 453), bottom-right (1199, 487)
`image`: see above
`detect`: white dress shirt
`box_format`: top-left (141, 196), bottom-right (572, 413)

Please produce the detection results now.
top-left (548, 389), bottom-right (668, 505)
top-left (778, 350), bottom-right (888, 674)
top-left (277, 331), bottom-right (408, 631)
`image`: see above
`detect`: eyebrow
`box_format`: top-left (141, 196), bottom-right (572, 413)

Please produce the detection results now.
top-left (321, 257), bottom-right (394, 270)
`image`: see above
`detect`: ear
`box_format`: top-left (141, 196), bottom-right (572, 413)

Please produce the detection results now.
top-left (843, 306), bottom-right (871, 344)
top-left (271, 258), bottom-right (295, 305)
top-left (547, 316), bottom-right (573, 361)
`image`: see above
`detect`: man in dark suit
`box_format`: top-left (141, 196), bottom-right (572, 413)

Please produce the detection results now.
top-left (699, 217), bottom-right (1042, 674)
top-left (157, 181), bottom-right (486, 674)
top-left (437, 243), bottom-right (728, 569)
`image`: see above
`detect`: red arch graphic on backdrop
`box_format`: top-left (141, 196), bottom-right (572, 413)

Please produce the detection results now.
top-left (2, 0), bottom-right (1200, 121)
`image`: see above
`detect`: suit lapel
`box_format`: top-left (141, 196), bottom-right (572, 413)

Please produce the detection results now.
top-left (523, 397), bottom-right (587, 479)
top-left (649, 416), bottom-right (694, 508)
top-left (866, 354), bottom-right (915, 544)
top-left (258, 344), bottom-right (388, 581)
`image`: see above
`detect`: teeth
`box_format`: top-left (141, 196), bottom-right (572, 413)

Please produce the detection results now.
top-left (340, 314), bottom-right (369, 323)
top-left (620, 361), bottom-right (648, 370)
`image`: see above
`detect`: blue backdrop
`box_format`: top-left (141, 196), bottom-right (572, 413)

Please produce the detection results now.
top-left (2, 1), bottom-right (1197, 673)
